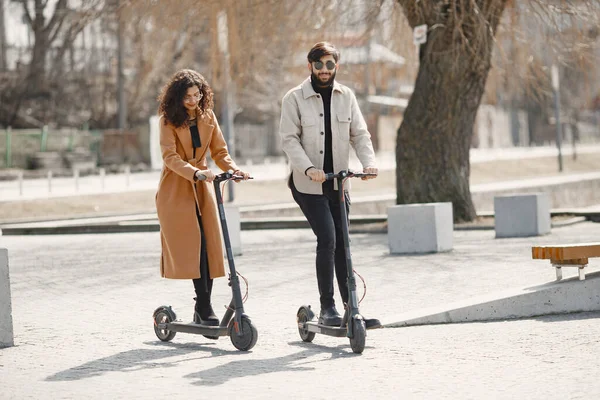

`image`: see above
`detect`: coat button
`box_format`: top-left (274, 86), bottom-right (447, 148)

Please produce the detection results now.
top-left (317, 95), bottom-right (320, 98)
top-left (320, 150), bottom-right (323, 154)
top-left (320, 131), bottom-right (324, 135)
top-left (348, 118), bottom-right (351, 121)
top-left (320, 113), bottom-right (323, 117)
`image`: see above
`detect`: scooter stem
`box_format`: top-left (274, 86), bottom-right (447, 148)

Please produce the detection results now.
top-left (337, 174), bottom-right (359, 322)
top-left (213, 177), bottom-right (245, 333)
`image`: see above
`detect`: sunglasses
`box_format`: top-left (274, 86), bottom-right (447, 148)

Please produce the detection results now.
top-left (184, 91), bottom-right (203, 102)
top-left (313, 60), bottom-right (336, 71)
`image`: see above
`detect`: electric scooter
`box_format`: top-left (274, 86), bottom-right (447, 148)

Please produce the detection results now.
top-left (296, 170), bottom-right (377, 354)
top-left (153, 171), bottom-right (258, 351)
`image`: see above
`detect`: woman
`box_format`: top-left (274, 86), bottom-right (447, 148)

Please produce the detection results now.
top-left (156, 69), bottom-right (249, 326)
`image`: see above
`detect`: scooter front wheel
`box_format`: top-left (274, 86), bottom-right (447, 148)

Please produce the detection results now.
top-left (229, 316), bottom-right (258, 351)
top-left (297, 305), bottom-right (316, 342)
top-left (349, 317), bottom-right (366, 354)
top-left (153, 306), bottom-right (177, 342)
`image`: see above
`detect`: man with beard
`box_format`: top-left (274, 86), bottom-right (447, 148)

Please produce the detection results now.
top-left (279, 42), bottom-right (381, 329)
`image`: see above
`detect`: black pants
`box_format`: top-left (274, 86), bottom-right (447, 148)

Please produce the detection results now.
top-left (290, 176), bottom-right (350, 309)
top-left (193, 211), bottom-right (213, 305)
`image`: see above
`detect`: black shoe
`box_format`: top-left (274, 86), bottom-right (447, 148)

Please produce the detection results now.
top-left (319, 306), bottom-right (342, 327)
top-left (364, 318), bottom-right (382, 330)
top-left (193, 298), bottom-right (219, 327)
top-left (193, 310), bottom-right (219, 326)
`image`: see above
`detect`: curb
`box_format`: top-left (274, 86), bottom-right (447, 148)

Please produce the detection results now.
top-left (0, 214), bottom-right (593, 236)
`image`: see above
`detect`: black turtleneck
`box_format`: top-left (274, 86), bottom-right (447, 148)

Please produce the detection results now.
top-left (311, 78), bottom-right (334, 192)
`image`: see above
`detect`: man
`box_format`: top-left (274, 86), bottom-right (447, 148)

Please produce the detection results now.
top-left (279, 42), bottom-right (381, 329)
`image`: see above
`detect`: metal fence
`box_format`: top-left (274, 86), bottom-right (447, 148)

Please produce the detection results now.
top-left (0, 127), bottom-right (102, 169)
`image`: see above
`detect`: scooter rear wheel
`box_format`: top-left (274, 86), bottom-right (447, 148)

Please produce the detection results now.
top-left (349, 317), bottom-right (366, 354)
top-left (297, 306), bottom-right (316, 342)
top-left (153, 306), bottom-right (177, 342)
top-left (229, 317), bottom-right (258, 351)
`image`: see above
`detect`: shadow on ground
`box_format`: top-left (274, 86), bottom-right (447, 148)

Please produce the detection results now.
top-left (45, 341), bottom-right (239, 382)
top-left (45, 340), bottom-right (370, 385)
top-left (184, 341), bottom-right (370, 386)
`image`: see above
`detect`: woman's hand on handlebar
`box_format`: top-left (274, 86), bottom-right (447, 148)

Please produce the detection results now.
top-left (196, 169), bottom-right (215, 182)
top-left (362, 166), bottom-right (378, 180)
top-left (233, 169), bottom-right (251, 182)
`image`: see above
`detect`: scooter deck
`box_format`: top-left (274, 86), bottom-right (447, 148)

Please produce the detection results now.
top-left (162, 321), bottom-right (229, 337)
top-left (301, 321), bottom-right (348, 337)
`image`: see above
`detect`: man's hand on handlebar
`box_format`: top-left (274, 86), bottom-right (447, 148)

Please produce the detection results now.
top-left (307, 167), bottom-right (326, 183)
top-left (362, 167), bottom-right (378, 180)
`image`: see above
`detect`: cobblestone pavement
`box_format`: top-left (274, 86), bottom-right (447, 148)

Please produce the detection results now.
top-left (2, 222), bottom-right (600, 399)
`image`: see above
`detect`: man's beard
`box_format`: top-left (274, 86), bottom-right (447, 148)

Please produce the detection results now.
top-left (311, 70), bottom-right (336, 87)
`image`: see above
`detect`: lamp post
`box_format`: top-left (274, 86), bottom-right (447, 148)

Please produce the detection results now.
top-left (0, 0), bottom-right (7, 71)
top-left (551, 64), bottom-right (563, 172)
top-left (218, 10), bottom-right (235, 202)
top-left (116, 0), bottom-right (127, 130)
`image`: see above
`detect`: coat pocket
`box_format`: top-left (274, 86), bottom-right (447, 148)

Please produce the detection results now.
top-left (336, 113), bottom-right (351, 138)
top-left (301, 116), bottom-right (316, 129)
top-left (300, 116), bottom-right (318, 152)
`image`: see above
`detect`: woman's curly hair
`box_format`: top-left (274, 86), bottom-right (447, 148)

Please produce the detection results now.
top-left (157, 69), bottom-right (214, 128)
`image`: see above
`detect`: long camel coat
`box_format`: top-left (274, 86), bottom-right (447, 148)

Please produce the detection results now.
top-left (156, 109), bottom-right (238, 279)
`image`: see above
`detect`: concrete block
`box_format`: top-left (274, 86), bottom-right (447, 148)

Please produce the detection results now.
top-left (387, 203), bottom-right (453, 254)
top-left (0, 248), bottom-right (14, 348)
top-left (223, 205), bottom-right (242, 256)
top-left (494, 193), bottom-right (551, 238)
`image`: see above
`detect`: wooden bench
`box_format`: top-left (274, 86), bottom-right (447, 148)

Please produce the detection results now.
top-left (532, 243), bottom-right (600, 281)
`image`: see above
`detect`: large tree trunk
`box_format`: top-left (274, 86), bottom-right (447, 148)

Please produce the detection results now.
top-left (29, 34), bottom-right (49, 91)
top-left (396, 1), bottom-right (507, 222)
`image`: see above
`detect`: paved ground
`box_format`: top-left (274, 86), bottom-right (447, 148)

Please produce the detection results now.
top-left (2, 221), bottom-right (600, 399)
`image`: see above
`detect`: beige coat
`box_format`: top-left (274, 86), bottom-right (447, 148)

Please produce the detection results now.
top-left (279, 77), bottom-right (376, 194)
top-left (156, 110), bottom-right (238, 279)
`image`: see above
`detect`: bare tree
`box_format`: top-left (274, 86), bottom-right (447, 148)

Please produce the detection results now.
top-left (393, 0), bottom-right (508, 222)
top-left (122, 0), bottom-right (321, 124)
top-left (19, 0), bottom-right (101, 89)
top-left (484, 1), bottom-right (600, 144)
top-left (7, 0), bottom-right (104, 126)
top-left (394, 0), bottom-right (600, 222)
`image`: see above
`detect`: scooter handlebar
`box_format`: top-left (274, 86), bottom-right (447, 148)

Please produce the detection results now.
top-left (214, 171), bottom-right (254, 183)
top-left (324, 170), bottom-right (377, 180)
top-left (195, 171), bottom-right (254, 182)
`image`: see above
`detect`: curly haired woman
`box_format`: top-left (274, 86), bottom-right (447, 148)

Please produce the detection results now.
top-left (156, 69), bottom-right (249, 326)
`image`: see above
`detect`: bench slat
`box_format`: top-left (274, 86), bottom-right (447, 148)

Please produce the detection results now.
top-left (532, 243), bottom-right (600, 261)
top-left (551, 258), bottom-right (588, 265)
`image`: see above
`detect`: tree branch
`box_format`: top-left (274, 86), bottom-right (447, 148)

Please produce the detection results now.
top-left (45, 0), bottom-right (68, 35)
top-left (19, 0), bottom-right (33, 27)
top-left (48, 16), bottom-right (66, 43)
top-left (396, 0), bottom-right (440, 27)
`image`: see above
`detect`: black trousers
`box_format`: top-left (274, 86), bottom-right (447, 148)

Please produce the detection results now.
top-left (290, 176), bottom-right (350, 309)
top-left (193, 211), bottom-right (213, 305)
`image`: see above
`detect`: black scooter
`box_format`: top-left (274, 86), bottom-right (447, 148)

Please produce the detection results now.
top-left (153, 171), bottom-right (258, 351)
top-left (296, 170), bottom-right (377, 354)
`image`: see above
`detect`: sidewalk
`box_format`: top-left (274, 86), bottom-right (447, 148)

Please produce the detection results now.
top-left (2, 222), bottom-right (600, 398)
top-left (2, 144), bottom-right (598, 202)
